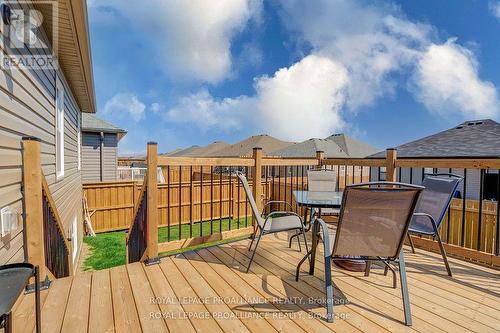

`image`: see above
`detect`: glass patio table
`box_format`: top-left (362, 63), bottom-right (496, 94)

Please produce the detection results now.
top-left (293, 190), bottom-right (367, 274)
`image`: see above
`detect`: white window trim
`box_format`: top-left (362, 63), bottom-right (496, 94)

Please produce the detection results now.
top-left (56, 78), bottom-right (65, 180)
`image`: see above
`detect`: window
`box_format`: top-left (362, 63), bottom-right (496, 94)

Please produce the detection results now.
top-left (77, 114), bottom-right (81, 170)
top-left (56, 78), bottom-right (65, 179)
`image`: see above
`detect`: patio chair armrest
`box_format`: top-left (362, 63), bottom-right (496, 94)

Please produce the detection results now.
top-left (315, 218), bottom-right (333, 257)
top-left (263, 201), bottom-right (293, 213)
top-left (412, 213), bottom-right (439, 233)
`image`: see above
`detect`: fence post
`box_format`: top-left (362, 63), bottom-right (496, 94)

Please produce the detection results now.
top-left (316, 150), bottom-right (325, 167)
top-left (386, 148), bottom-right (397, 182)
top-left (252, 147), bottom-right (263, 231)
top-left (145, 142), bottom-right (159, 264)
top-left (22, 137), bottom-right (47, 281)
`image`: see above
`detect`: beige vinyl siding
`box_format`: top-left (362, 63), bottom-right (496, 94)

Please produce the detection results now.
top-left (82, 133), bottom-right (101, 182)
top-left (103, 134), bottom-right (118, 180)
top-left (0, 1), bottom-right (83, 268)
top-left (81, 132), bottom-right (118, 182)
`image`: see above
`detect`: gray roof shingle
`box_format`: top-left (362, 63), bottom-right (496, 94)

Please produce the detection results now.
top-left (369, 119), bottom-right (500, 158)
top-left (82, 113), bottom-right (126, 134)
top-left (271, 134), bottom-right (378, 158)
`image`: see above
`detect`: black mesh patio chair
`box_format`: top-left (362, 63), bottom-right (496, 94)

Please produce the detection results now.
top-left (406, 173), bottom-right (463, 276)
top-left (297, 182), bottom-right (423, 325)
top-left (237, 172), bottom-right (309, 273)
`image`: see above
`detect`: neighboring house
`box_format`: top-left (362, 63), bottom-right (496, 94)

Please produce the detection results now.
top-left (218, 134), bottom-right (294, 157)
top-left (0, 0), bottom-right (95, 270)
top-left (271, 134), bottom-right (378, 158)
top-left (166, 141), bottom-right (229, 157)
top-left (176, 141), bottom-right (230, 157)
top-left (369, 119), bottom-right (500, 200)
top-left (81, 113), bottom-right (126, 182)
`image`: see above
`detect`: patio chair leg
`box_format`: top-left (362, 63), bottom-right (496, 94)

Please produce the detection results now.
top-left (364, 261), bottom-right (371, 277)
top-left (248, 230), bottom-right (258, 251)
top-left (383, 261), bottom-right (397, 288)
top-left (295, 249), bottom-right (312, 281)
top-left (246, 231), bottom-right (263, 273)
top-left (288, 231), bottom-right (299, 248)
top-left (324, 254), bottom-right (334, 323)
top-left (300, 227), bottom-right (310, 264)
top-left (435, 232), bottom-right (452, 277)
top-left (296, 231), bottom-right (302, 252)
top-left (398, 251), bottom-right (412, 326)
top-left (407, 233), bottom-right (416, 254)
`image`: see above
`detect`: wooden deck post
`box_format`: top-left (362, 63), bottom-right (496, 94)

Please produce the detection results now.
top-left (22, 137), bottom-right (47, 281)
top-left (252, 147), bottom-right (263, 231)
top-left (146, 142), bottom-right (159, 264)
top-left (316, 150), bottom-right (325, 167)
top-left (386, 148), bottom-right (397, 182)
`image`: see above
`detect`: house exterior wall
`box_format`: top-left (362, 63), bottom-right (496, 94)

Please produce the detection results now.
top-left (82, 132), bottom-right (118, 182)
top-left (370, 166), bottom-right (483, 200)
top-left (0, 1), bottom-right (83, 269)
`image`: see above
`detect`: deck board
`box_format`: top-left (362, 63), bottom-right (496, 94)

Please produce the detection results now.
top-left (89, 269), bottom-right (114, 333)
top-left (11, 233), bottom-right (500, 333)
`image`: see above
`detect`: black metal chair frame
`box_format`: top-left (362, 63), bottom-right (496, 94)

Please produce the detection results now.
top-left (407, 173), bottom-right (463, 277)
top-left (0, 263), bottom-right (41, 333)
top-left (296, 182), bottom-right (423, 325)
top-left (237, 172), bottom-right (310, 273)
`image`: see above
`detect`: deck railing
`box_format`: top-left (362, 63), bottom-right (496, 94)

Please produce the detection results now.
top-left (41, 176), bottom-right (71, 278)
top-left (114, 143), bottom-right (499, 268)
top-left (126, 179), bottom-right (148, 263)
top-left (22, 137), bottom-right (73, 284)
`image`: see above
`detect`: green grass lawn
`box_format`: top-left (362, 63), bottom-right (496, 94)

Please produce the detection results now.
top-left (82, 217), bottom-right (251, 271)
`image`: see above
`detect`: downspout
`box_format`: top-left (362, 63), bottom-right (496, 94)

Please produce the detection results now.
top-left (100, 132), bottom-right (104, 181)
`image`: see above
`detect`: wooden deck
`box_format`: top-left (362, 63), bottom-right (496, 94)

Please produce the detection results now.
top-left (8, 233), bottom-right (500, 333)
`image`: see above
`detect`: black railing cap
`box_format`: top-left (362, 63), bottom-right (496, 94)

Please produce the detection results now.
top-left (147, 141), bottom-right (158, 145)
top-left (386, 148), bottom-right (397, 151)
top-left (22, 136), bottom-right (41, 142)
top-left (253, 147), bottom-right (263, 150)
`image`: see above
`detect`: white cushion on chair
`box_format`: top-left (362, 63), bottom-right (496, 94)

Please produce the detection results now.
top-left (264, 215), bottom-right (303, 232)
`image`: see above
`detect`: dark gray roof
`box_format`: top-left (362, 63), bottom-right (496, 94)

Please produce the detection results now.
top-left (82, 113), bottom-right (126, 134)
top-left (271, 134), bottom-right (378, 158)
top-left (369, 119), bottom-right (500, 158)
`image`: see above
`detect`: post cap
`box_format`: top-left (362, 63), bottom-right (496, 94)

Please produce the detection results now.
top-left (253, 147), bottom-right (262, 150)
top-left (316, 150), bottom-right (325, 154)
top-left (147, 141), bottom-right (158, 145)
top-left (386, 148), bottom-right (397, 151)
top-left (22, 136), bottom-right (41, 142)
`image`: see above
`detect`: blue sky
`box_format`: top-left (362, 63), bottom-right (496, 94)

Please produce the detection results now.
top-left (88, 0), bottom-right (500, 154)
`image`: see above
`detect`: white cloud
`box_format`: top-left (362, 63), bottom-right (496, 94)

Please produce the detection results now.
top-left (254, 55), bottom-right (348, 140)
top-left (165, 55), bottom-right (348, 141)
top-left (278, 0), bottom-right (431, 110)
top-left (277, 0), bottom-right (499, 118)
top-left (489, 1), bottom-right (500, 19)
top-left (165, 89), bottom-right (252, 131)
top-left (91, 0), bottom-right (261, 83)
top-left (103, 93), bottom-right (146, 122)
top-left (411, 39), bottom-right (499, 118)
top-left (150, 103), bottom-right (163, 113)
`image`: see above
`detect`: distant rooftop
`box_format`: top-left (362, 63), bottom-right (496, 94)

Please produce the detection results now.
top-left (271, 134), bottom-right (378, 158)
top-left (369, 119), bottom-right (500, 158)
top-left (82, 113), bottom-right (126, 135)
top-left (217, 134), bottom-right (294, 157)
